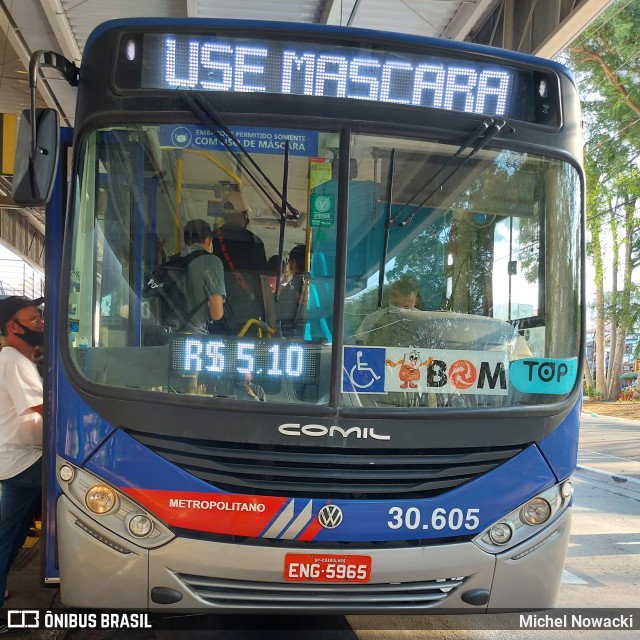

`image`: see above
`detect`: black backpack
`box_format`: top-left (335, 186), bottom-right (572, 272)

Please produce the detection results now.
top-left (142, 249), bottom-right (207, 330)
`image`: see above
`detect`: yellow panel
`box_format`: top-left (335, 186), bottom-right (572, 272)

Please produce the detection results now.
top-left (1, 113), bottom-right (17, 175)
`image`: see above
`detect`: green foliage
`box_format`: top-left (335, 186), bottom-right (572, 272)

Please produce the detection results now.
top-left (602, 285), bottom-right (640, 328)
top-left (584, 385), bottom-right (603, 400)
top-left (569, 0), bottom-right (640, 155)
top-left (566, 0), bottom-right (640, 398)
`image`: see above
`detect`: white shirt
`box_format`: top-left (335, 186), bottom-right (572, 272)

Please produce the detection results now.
top-left (0, 346), bottom-right (43, 479)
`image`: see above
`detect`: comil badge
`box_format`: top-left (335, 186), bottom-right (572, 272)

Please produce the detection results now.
top-left (317, 505), bottom-right (343, 529)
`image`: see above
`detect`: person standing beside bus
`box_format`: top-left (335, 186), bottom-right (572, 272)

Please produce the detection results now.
top-left (0, 296), bottom-right (45, 631)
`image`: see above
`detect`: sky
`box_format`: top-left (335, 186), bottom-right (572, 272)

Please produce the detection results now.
top-left (0, 242), bottom-right (45, 297)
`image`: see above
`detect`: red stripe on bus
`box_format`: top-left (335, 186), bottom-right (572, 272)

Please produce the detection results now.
top-left (123, 489), bottom-right (288, 537)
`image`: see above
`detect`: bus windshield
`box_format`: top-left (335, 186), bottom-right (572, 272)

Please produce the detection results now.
top-left (67, 124), bottom-right (580, 408)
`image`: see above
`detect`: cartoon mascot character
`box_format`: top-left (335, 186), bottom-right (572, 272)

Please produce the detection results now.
top-left (385, 350), bottom-right (433, 389)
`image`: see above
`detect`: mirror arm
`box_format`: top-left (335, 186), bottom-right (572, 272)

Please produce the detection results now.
top-left (28, 51), bottom-right (78, 157)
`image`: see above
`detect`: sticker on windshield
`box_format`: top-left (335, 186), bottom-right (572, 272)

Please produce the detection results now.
top-left (343, 347), bottom-right (386, 393)
top-left (510, 358), bottom-right (577, 395)
top-left (343, 346), bottom-right (508, 395)
top-left (159, 124), bottom-right (318, 156)
top-left (310, 194), bottom-right (335, 228)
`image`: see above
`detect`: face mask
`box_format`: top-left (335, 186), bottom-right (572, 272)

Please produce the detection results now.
top-left (15, 322), bottom-right (45, 346)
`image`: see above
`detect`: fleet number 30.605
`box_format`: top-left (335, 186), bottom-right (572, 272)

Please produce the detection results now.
top-left (387, 507), bottom-right (480, 531)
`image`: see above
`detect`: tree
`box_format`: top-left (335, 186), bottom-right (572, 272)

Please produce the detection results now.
top-left (567, 0), bottom-right (640, 400)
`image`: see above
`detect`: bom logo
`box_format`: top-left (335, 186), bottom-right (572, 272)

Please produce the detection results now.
top-left (448, 360), bottom-right (478, 389)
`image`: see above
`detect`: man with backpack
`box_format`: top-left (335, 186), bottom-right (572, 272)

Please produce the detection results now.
top-left (144, 219), bottom-right (225, 339)
top-left (180, 219), bottom-right (226, 335)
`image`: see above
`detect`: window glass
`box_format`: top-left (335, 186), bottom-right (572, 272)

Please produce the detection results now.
top-left (343, 134), bottom-right (581, 408)
top-left (67, 125), bottom-right (338, 405)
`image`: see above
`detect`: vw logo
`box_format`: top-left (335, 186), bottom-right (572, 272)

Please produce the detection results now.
top-left (317, 504), bottom-right (343, 529)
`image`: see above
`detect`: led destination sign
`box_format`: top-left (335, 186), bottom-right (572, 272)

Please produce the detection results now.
top-left (129, 32), bottom-right (557, 123)
top-left (170, 335), bottom-right (319, 383)
top-left (157, 35), bottom-right (511, 115)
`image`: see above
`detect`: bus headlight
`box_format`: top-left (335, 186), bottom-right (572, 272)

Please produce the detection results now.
top-left (520, 497), bottom-right (551, 525)
top-left (127, 514), bottom-right (153, 538)
top-left (488, 522), bottom-right (513, 545)
top-left (57, 457), bottom-right (174, 549)
top-left (474, 480), bottom-right (571, 554)
top-left (85, 484), bottom-right (118, 514)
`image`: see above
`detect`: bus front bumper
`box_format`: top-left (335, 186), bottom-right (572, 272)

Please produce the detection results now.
top-left (57, 495), bottom-right (571, 612)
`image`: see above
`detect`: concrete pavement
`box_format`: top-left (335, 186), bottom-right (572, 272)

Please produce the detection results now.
top-left (577, 412), bottom-right (640, 487)
top-left (1, 535), bottom-right (62, 638)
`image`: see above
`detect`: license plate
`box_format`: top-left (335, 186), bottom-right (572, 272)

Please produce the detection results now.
top-left (284, 553), bottom-right (372, 582)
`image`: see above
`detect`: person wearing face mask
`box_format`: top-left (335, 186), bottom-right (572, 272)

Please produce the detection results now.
top-left (353, 275), bottom-right (420, 346)
top-left (0, 296), bottom-right (45, 632)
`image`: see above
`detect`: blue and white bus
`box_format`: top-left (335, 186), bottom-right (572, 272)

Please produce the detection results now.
top-left (15, 18), bottom-right (583, 611)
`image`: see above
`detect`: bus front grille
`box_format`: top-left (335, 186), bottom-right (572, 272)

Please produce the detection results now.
top-left (127, 429), bottom-right (524, 500)
top-left (175, 572), bottom-right (466, 609)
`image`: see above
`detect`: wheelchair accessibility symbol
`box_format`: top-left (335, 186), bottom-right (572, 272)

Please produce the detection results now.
top-left (343, 347), bottom-right (386, 393)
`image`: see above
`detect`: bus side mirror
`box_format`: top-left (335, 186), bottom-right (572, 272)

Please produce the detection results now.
top-left (12, 108), bottom-right (60, 206)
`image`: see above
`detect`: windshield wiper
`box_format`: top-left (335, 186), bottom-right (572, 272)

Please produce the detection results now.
top-left (275, 140), bottom-right (290, 302)
top-left (375, 117), bottom-right (510, 307)
top-left (392, 117), bottom-right (509, 228)
top-left (378, 148), bottom-right (396, 307)
top-left (180, 90), bottom-right (300, 222)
